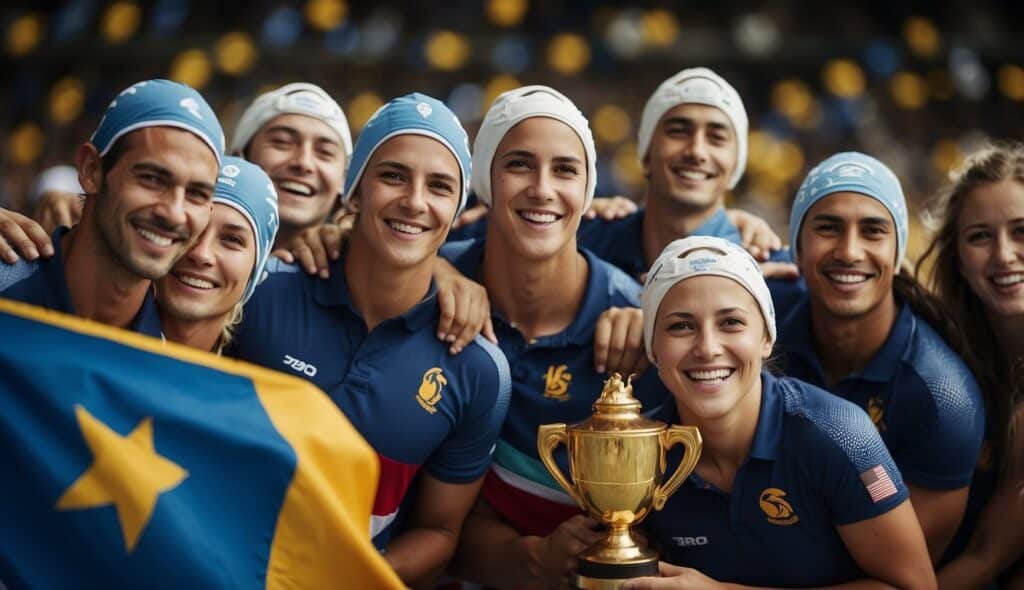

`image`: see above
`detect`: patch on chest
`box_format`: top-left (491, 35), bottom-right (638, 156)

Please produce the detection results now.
top-left (543, 364), bottom-right (572, 400)
top-left (416, 367), bottom-right (446, 414)
top-left (759, 488), bottom-right (799, 525)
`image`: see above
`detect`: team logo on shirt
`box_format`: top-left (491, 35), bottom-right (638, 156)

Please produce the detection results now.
top-left (417, 367), bottom-right (446, 414)
top-left (866, 396), bottom-right (886, 432)
top-left (759, 488), bottom-right (799, 525)
top-left (543, 365), bottom-right (572, 400)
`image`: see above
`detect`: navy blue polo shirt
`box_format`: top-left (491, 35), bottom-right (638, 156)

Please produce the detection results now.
top-left (775, 295), bottom-right (985, 491)
top-left (576, 207), bottom-right (741, 280)
top-left (228, 256), bottom-right (511, 549)
top-left (0, 228), bottom-right (162, 337)
top-left (645, 372), bottom-right (909, 587)
top-left (439, 238), bottom-right (668, 536)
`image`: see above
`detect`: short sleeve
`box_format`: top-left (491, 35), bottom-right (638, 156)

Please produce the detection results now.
top-left (424, 336), bottom-right (511, 483)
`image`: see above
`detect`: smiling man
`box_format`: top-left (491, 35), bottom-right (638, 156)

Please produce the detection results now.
top-left (0, 79), bottom-right (223, 336)
top-left (230, 82), bottom-right (351, 250)
top-left (774, 151), bottom-right (985, 564)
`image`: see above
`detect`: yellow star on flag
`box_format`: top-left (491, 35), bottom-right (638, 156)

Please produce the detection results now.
top-left (56, 404), bottom-right (188, 552)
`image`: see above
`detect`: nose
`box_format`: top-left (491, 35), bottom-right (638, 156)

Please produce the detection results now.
top-left (185, 228), bottom-right (215, 267)
top-left (684, 130), bottom-right (709, 165)
top-left (834, 227), bottom-right (865, 264)
top-left (526, 168), bottom-right (556, 202)
top-left (399, 178), bottom-right (428, 213)
top-left (994, 231), bottom-right (1021, 266)
top-left (153, 187), bottom-right (188, 231)
top-left (692, 326), bottom-right (723, 360)
top-left (288, 141), bottom-right (315, 175)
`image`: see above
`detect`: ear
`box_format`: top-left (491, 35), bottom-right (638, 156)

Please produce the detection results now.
top-left (75, 143), bottom-right (102, 196)
top-left (641, 153), bottom-right (652, 179)
top-left (761, 335), bottom-right (773, 361)
top-left (346, 188), bottom-right (360, 214)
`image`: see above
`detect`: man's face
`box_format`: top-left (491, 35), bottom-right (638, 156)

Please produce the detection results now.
top-left (244, 113), bottom-right (346, 232)
top-left (349, 134), bottom-right (460, 271)
top-left (644, 103), bottom-right (737, 212)
top-left (88, 127), bottom-right (218, 281)
top-left (796, 192), bottom-right (898, 321)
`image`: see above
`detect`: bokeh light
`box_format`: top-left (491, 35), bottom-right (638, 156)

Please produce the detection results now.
top-left (101, 2), bottom-right (141, 45)
top-left (486, 0), bottom-right (528, 28)
top-left (9, 122), bottom-right (45, 165)
top-left (7, 13), bottom-right (44, 57)
top-left (348, 92), bottom-right (384, 131)
top-left (425, 30), bottom-right (471, 71)
top-left (641, 9), bottom-right (679, 49)
top-left (931, 139), bottom-right (962, 175)
top-left (612, 142), bottom-right (644, 188)
top-left (593, 104), bottom-right (631, 145)
top-left (306, 0), bottom-right (347, 32)
top-left (215, 32), bottom-right (258, 76)
top-left (998, 64), bottom-right (1024, 101)
top-left (547, 33), bottom-right (590, 75)
top-left (169, 49), bottom-right (213, 89)
top-left (49, 77), bottom-right (85, 125)
top-left (823, 59), bottom-right (866, 98)
top-left (904, 16), bottom-right (940, 58)
top-left (890, 71), bottom-right (928, 109)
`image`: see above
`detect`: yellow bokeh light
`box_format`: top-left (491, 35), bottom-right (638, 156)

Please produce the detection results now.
top-left (425, 30), bottom-right (471, 71)
top-left (931, 139), bottom-right (962, 175)
top-left (998, 64), bottom-right (1024, 101)
top-left (891, 71), bottom-right (928, 110)
top-left (593, 104), bottom-right (631, 145)
top-left (7, 13), bottom-right (43, 57)
top-left (771, 79), bottom-right (813, 122)
top-left (822, 59), bottom-right (866, 98)
top-left (642, 9), bottom-right (680, 48)
top-left (486, 0), bottom-right (528, 28)
top-left (613, 142), bottom-right (644, 189)
top-left (348, 92), bottom-right (384, 131)
top-left (547, 33), bottom-right (590, 75)
top-left (746, 130), bottom-right (775, 175)
top-left (9, 122), bottom-right (44, 165)
top-left (306, 0), bottom-right (347, 32)
top-left (904, 16), bottom-right (940, 58)
top-left (101, 2), bottom-right (141, 45)
top-left (770, 141), bottom-right (805, 182)
top-left (169, 49), bottom-right (213, 90)
top-left (482, 75), bottom-right (521, 115)
top-left (215, 32), bottom-right (258, 76)
top-left (49, 77), bottom-right (85, 125)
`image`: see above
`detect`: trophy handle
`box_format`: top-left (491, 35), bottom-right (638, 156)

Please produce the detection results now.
top-left (652, 425), bottom-right (702, 511)
top-left (536, 424), bottom-right (584, 507)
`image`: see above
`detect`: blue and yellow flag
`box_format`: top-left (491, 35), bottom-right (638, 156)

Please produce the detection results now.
top-left (0, 298), bottom-right (402, 589)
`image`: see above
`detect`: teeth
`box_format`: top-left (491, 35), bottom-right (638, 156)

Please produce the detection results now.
top-left (993, 273), bottom-right (1024, 286)
top-left (387, 220), bottom-right (425, 235)
top-left (828, 273), bottom-right (868, 284)
top-left (137, 227), bottom-right (173, 247)
top-left (519, 211), bottom-right (558, 224)
top-left (177, 274), bottom-right (214, 289)
top-left (685, 369), bottom-right (732, 382)
top-left (278, 181), bottom-right (313, 196)
top-left (677, 169), bottom-right (710, 181)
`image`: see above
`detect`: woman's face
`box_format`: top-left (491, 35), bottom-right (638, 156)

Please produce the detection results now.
top-left (488, 116), bottom-right (588, 261)
top-left (652, 274), bottom-right (772, 422)
top-left (957, 179), bottom-right (1024, 320)
top-left (156, 204), bottom-right (256, 322)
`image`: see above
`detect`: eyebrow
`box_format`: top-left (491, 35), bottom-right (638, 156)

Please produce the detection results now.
top-left (264, 124), bottom-right (340, 146)
top-left (810, 213), bottom-right (891, 226)
top-left (222, 223), bottom-right (251, 234)
top-left (964, 217), bottom-right (1024, 230)
top-left (662, 116), bottom-right (732, 133)
top-left (376, 160), bottom-right (458, 183)
top-left (132, 162), bottom-right (215, 193)
top-left (663, 307), bottom-right (749, 318)
top-left (500, 149), bottom-right (583, 164)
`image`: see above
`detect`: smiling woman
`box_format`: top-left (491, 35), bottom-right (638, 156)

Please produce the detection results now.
top-left (624, 235), bottom-right (935, 590)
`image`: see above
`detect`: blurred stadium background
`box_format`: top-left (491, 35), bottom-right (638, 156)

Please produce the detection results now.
top-left (2, 0), bottom-right (1023, 258)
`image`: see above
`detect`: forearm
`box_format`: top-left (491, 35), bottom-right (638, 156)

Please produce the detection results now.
top-left (724, 580), bottom-right (907, 590)
top-left (450, 512), bottom-right (541, 588)
top-left (385, 527), bottom-right (459, 589)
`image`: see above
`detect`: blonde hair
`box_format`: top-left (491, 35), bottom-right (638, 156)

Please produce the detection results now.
top-left (214, 302), bottom-right (245, 356)
top-left (917, 141), bottom-right (1024, 470)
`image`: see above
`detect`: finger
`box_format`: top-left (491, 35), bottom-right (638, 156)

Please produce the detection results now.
top-left (593, 313), bottom-right (612, 374)
top-left (0, 217), bottom-right (39, 261)
top-left (622, 576), bottom-right (670, 589)
top-left (0, 235), bottom-right (19, 264)
top-left (294, 244), bottom-right (319, 276)
top-left (448, 298), bottom-right (479, 354)
top-left (23, 215), bottom-right (53, 257)
top-left (436, 287), bottom-right (456, 341)
top-left (603, 314), bottom-right (630, 377)
top-left (322, 225), bottom-right (344, 259)
top-left (55, 203), bottom-right (76, 231)
top-left (482, 316), bottom-right (497, 344)
top-left (657, 562), bottom-right (688, 577)
top-left (271, 248), bottom-right (295, 263)
top-left (617, 318), bottom-right (645, 378)
top-left (303, 234), bottom-right (331, 277)
top-left (759, 261), bottom-right (800, 280)
top-left (584, 208), bottom-right (597, 219)
top-left (38, 209), bottom-right (56, 237)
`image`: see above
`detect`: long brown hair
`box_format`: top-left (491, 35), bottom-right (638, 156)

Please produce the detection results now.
top-left (917, 141), bottom-right (1024, 470)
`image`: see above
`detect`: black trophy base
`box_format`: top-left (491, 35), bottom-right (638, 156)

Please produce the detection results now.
top-left (573, 557), bottom-right (659, 589)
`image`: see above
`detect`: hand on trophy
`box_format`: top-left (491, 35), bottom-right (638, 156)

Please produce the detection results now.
top-left (528, 515), bottom-right (604, 589)
top-left (622, 562), bottom-right (727, 590)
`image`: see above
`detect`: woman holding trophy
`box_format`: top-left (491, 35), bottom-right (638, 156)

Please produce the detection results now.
top-left (626, 236), bottom-right (935, 589)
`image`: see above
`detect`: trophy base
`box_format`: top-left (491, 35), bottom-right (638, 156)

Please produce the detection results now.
top-left (573, 557), bottom-right (659, 589)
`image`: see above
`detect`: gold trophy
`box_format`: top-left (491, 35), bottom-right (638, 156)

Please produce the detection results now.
top-left (537, 374), bottom-right (702, 590)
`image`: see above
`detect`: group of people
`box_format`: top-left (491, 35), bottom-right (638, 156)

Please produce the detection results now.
top-left (0, 64), bottom-right (1020, 590)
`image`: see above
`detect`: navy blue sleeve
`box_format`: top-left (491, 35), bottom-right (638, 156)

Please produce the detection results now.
top-left (227, 258), bottom-right (304, 367)
top-left (887, 356), bottom-right (985, 490)
top-left (424, 335), bottom-right (511, 483)
top-left (0, 258), bottom-right (38, 292)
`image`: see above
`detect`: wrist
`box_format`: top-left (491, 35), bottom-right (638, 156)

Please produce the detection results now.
top-left (520, 535), bottom-right (547, 580)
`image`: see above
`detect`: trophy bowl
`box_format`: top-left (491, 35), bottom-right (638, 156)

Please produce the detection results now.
top-left (538, 374), bottom-right (702, 590)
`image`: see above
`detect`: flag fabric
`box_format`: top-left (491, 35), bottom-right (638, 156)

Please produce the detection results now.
top-left (0, 298), bottom-right (403, 589)
top-left (860, 464), bottom-right (899, 503)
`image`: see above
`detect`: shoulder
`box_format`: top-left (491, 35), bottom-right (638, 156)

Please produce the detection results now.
top-left (460, 335), bottom-right (511, 392)
top-left (0, 258), bottom-right (41, 292)
top-left (777, 376), bottom-right (890, 472)
top-left (585, 249), bottom-right (642, 305)
top-left (903, 313), bottom-right (983, 412)
top-left (439, 238), bottom-right (482, 270)
top-left (578, 210), bottom-right (642, 239)
top-left (249, 258), bottom-right (313, 300)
